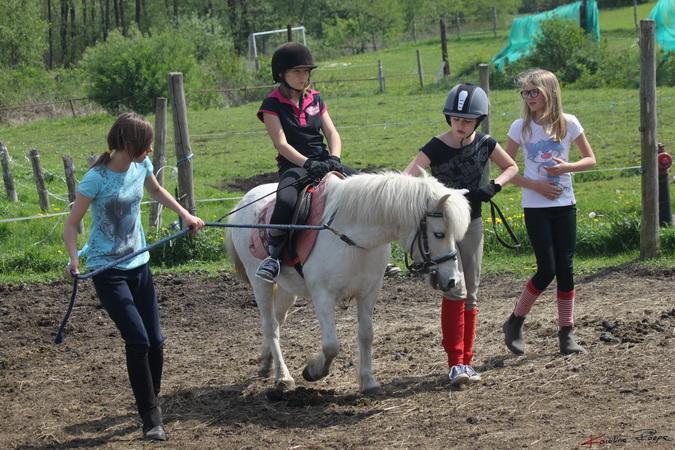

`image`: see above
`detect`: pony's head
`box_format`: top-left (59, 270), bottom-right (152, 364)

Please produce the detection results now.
top-left (402, 172), bottom-right (471, 294)
top-left (326, 171), bottom-right (471, 293)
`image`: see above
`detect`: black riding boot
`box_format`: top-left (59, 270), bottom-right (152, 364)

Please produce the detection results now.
top-left (126, 344), bottom-right (166, 441)
top-left (503, 313), bottom-right (526, 355)
top-left (558, 326), bottom-right (586, 355)
top-left (148, 345), bottom-right (164, 397)
top-left (267, 230), bottom-right (287, 258)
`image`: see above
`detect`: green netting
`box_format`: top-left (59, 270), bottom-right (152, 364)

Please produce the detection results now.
top-left (649, 0), bottom-right (674, 53)
top-left (492, 0), bottom-right (600, 70)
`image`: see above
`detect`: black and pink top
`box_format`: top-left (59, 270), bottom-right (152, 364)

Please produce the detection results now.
top-left (257, 88), bottom-right (329, 173)
top-left (420, 132), bottom-right (497, 220)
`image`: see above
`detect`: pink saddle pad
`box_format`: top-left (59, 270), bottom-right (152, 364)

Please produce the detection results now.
top-left (249, 173), bottom-right (343, 266)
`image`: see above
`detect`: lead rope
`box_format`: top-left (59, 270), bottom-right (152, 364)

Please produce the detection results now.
top-left (54, 220), bottom-right (338, 344)
top-left (488, 200), bottom-right (521, 249)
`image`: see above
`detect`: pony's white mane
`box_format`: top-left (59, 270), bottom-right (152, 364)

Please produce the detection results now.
top-left (324, 171), bottom-right (470, 241)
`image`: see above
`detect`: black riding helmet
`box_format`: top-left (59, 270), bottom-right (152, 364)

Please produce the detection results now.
top-left (271, 42), bottom-right (318, 83)
top-left (443, 83), bottom-right (489, 129)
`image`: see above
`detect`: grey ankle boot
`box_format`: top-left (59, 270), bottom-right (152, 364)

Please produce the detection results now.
top-left (558, 326), bottom-right (586, 355)
top-left (503, 313), bottom-right (526, 355)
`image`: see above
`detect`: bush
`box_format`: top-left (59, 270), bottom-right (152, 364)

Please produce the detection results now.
top-left (80, 28), bottom-right (200, 114)
top-left (80, 18), bottom-right (256, 113)
top-left (148, 227), bottom-right (225, 267)
top-left (577, 211), bottom-right (641, 255)
top-left (656, 53), bottom-right (675, 87)
top-left (490, 18), bottom-right (666, 90)
top-left (0, 66), bottom-right (86, 108)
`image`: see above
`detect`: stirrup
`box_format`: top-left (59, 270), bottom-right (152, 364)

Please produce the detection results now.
top-left (255, 257), bottom-right (280, 283)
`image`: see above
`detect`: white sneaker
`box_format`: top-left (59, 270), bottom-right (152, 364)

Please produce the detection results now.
top-left (384, 264), bottom-right (401, 277)
top-left (255, 257), bottom-right (280, 283)
top-left (448, 364), bottom-right (470, 386)
top-left (464, 365), bottom-right (482, 384)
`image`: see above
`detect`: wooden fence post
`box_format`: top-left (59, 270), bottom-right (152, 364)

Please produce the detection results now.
top-left (440, 17), bottom-right (450, 77)
top-left (377, 60), bottom-right (385, 93)
top-left (0, 142), bottom-right (18, 202)
top-left (412, 17), bottom-right (417, 43)
top-left (29, 149), bottom-right (50, 212)
top-left (62, 155), bottom-right (83, 233)
top-left (168, 72), bottom-right (196, 215)
top-left (633, 0), bottom-right (639, 32)
top-left (416, 49), bottom-right (424, 89)
top-left (149, 97), bottom-right (167, 229)
top-left (455, 13), bottom-right (461, 40)
top-left (492, 7), bottom-right (498, 37)
top-left (639, 20), bottom-right (658, 259)
top-left (479, 64), bottom-right (492, 185)
top-left (287, 24), bottom-right (293, 42)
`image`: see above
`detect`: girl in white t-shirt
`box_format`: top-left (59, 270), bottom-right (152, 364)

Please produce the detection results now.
top-left (502, 69), bottom-right (596, 356)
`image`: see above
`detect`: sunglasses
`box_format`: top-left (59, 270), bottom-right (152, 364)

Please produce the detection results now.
top-left (520, 89), bottom-right (540, 99)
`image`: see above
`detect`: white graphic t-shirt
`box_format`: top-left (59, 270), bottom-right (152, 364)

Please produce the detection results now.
top-left (508, 113), bottom-right (583, 208)
top-left (78, 158), bottom-right (153, 270)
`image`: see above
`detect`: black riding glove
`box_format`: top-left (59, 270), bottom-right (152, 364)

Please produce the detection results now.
top-left (326, 155), bottom-right (345, 174)
top-left (465, 180), bottom-right (502, 203)
top-left (303, 158), bottom-right (331, 180)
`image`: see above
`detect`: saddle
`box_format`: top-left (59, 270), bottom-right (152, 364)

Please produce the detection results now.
top-left (249, 172), bottom-right (345, 275)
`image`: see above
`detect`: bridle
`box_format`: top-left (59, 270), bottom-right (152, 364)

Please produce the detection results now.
top-left (404, 211), bottom-right (458, 276)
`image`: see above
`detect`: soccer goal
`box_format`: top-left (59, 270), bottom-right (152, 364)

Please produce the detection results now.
top-left (248, 26), bottom-right (307, 63)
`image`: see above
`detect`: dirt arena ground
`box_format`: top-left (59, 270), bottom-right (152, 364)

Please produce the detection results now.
top-left (1, 264), bottom-right (674, 449)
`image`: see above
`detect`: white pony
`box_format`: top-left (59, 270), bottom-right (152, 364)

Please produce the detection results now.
top-left (225, 171), bottom-right (471, 394)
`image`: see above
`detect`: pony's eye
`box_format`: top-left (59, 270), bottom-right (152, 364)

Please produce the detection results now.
top-left (433, 232), bottom-right (445, 239)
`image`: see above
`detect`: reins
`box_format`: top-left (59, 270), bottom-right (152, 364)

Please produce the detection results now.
top-left (488, 200), bottom-right (521, 249)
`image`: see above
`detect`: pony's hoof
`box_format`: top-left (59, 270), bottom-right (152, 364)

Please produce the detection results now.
top-left (302, 366), bottom-right (327, 382)
top-left (362, 386), bottom-right (385, 397)
top-left (275, 378), bottom-right (295, 391)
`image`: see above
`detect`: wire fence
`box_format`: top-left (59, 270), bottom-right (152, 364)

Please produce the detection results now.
top-left (3, 93), bottom-right (671, 223)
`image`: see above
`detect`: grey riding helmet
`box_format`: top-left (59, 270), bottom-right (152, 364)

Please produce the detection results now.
top-left (443, 83), bottom-right (489, 128)
top-left (271, 42), bottom-right (318, 83)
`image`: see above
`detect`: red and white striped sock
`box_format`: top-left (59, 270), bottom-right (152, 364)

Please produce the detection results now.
top-left (557, 289), bottom-right (576, 327)
top-left (513, 279), bottom-right (543, 317)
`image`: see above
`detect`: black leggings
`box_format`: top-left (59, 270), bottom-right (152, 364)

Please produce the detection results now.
top-left (270, 164), bottom-right (357, 226)
top-left (92, 263), bottom-right (165, 348)
top-left (524, 205), bottom-right (576, 293)
top-left (270, 167), bottom-right (310, 225)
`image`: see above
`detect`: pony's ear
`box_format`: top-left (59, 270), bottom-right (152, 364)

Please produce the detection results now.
top-left (415, 166), bottom-right (428, 177)
top-left (436, 193), bottom-right (451, 210)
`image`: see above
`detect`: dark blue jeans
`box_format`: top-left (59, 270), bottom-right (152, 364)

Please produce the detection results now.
top-left (524, 205), bottom-right (576, 293)
top-left (92, 263), bottom-right (165, 349)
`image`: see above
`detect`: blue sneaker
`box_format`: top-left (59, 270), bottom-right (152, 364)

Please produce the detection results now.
top-left (255, 257), bottom-right (280, 283)
top-left (464, 365), bottom-right (482, 384)
top-left (448, 364), bottom-right (470, 386)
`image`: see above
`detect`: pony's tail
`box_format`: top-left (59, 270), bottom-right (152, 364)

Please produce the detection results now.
top-left (225, 229), bottom-right (250, 285)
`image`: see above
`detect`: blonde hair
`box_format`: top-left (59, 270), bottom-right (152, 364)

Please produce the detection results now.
top-left (279, 82), bottom-right (310, 100)
top-left (518, 68), bottom-right (566, 141)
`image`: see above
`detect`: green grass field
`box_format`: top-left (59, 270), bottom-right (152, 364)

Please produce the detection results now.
top-left (1, 1), bottom-right (673, 284)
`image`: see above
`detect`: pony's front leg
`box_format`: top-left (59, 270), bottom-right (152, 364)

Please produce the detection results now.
top-left (357, 292), bottom-right (383, 395)
top-left (303, 293), bottom-right (339, 382)
top-left (252, 282), bottom-right (295, 390)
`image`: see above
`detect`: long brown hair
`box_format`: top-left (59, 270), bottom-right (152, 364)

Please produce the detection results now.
top-left (93, 112), bottom-right (153, 166)
top-left (518, 68), bottom-right (566, 142)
